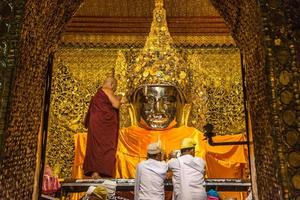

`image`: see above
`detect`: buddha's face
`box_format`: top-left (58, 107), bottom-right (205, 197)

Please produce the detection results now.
top-left (132, 85), bottom-right (185, 130)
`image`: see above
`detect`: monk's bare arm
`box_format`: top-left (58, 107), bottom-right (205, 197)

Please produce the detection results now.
top-left (102, 88), bottom-right (121, 109)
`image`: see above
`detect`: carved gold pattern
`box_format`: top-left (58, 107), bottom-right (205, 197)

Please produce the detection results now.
top-left (61, 34), bottom-right (236, 47)
top-left (188, 48), bottom-right (245, 134)
top-left (292, 174), bottom-right (300, 190)
top-left (2, 0), bottom-right (299, 199)
top-left (47, 48), bottom-right (120, 177)
top-left (115, 51), bottom-right (131, 128)
top-left (127, 0), bottom-right (190, 95)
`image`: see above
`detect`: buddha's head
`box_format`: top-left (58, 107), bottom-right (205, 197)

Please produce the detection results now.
top-left (130, 84), bottom-right (189, 130)
top-left (125, 0), bottom-right (191, 130)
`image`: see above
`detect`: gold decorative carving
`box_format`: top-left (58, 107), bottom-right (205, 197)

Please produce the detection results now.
top-left (73, 0), bottom-right (220, 17)
top-left (115, 51), bottom-right (131, 128)
top-left (188, 48), bottom-right (245, 134)
top-left (61, 34), bottom-right (236, 47)
top-left (127, 0), bottom-right (190, 96)
top-left (292, 174), bottom-right (300, 190)
top-left (282, 110), bottom-right (296, 126)
top-left (286, 130), bottom-right (299, 146)
top-left (288, 152), bottom-right (300, 168)
top-left (280, 90), bottom-right (293, 104)
top-left (47, 48), bottom-right (120, 177)
top-left (279, 70), bottom-right (291, 85)
top-left (276, 47), bottom-right (290, 65)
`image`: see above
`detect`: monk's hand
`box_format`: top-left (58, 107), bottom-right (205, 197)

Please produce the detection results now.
top-left (116, 93), bottom-right (128, 104)
top-left (120, 96), bottom-right (128, 104)
top-left (116, 95), bottom-right (122, 101)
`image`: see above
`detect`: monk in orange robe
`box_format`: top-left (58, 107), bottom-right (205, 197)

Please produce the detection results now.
top-left (83, 77), bottom-right (121, 178)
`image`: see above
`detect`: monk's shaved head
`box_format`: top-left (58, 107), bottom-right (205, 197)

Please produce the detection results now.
top-left (103, 76), bottom-right (117, 91)
top-left (103, 77), bottom-right (117, 85)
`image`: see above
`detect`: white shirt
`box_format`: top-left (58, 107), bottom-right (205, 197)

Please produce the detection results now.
top-left (134, 158), bottom-right (168, 200)
top-left (168, 154), bottom-right (207, 200)
top-left (246, 191), bottom-right (252, 200)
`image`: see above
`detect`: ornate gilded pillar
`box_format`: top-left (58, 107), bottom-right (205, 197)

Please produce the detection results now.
top-left (0, 0), bottom-right (23, 157)
top-left (259, 0), bottom-right (300, 199)
top-left (0, 0), bottom-right (82, 199)
top-left (209, 0), bottom-right (300, 199)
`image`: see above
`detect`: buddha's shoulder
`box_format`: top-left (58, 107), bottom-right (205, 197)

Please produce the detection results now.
top-left (175, 125), bottom-right (203, 133)
top-left (119, 125), bottom-right (204, 135)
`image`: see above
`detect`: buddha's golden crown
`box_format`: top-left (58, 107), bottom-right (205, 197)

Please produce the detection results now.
top-left (127, 0), bottom-right (190, 96)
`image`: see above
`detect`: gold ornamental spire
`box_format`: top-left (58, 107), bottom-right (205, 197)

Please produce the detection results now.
top-left (155, 0), bottom-right (164, 7)
top-left (128, 0), bottom-right (189, 96)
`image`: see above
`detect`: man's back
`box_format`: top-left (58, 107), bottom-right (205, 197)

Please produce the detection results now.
top-left (168, 154), bottom-right (206, 200)
top-left (134, 159), bottom-right (168, 200)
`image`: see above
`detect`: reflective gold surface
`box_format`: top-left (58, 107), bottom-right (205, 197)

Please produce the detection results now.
top-left (131, 85), bottom-right (185, 129)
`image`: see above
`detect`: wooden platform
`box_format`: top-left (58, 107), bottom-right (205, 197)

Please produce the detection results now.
top-left (59, 178), bottom-right (251, 199)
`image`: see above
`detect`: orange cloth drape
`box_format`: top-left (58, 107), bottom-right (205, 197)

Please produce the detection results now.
top-left (116, 125), bottom-right (206, 178)
top-left (204, 134), bottom-right (248, 178)
top-left (71, 132), bottom-right (87, 200)
top-left (72, 127), bottom-right (248, 199)
top-left (72, 132), bottom-right (87, 179)
top-left (115, 125), bottom-right (247, 179)
top-left (72, 127), bottom-right (248, 179)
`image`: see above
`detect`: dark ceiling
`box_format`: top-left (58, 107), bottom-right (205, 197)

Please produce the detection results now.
top-left (64, 0), bottom-right (230, 36)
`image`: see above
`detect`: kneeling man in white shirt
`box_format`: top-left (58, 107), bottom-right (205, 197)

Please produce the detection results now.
top-left (134, 142), bottom-right (168, 200)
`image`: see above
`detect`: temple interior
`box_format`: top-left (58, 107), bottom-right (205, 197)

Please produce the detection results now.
top-left (0, 0), bottom-right (299, 200)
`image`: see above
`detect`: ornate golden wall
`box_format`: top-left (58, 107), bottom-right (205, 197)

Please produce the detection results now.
top-left (47, 46), bottom-right (244, 178)
top-left (188, 48), bottom-right (244, 134)
top-left (47, 48), bottom-right (119, 177)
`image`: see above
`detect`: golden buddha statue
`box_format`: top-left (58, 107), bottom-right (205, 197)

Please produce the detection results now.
top-left (116, 84), bottom-right (206, 178)
top-left (115, 0), bottom-right (247, 183)
top-left (131, 84), bottom-right (187, 130)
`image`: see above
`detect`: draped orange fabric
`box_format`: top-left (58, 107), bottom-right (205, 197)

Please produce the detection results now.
top-left (72, 132), bottom-right (87, 179)
top-left (204, 134), bottom-right (248, 178)
top-left (116, 125), bottom-right (205, 178)
top-left (72, 127), bottom-right (248, 179)
top-left (72, 127), bottom-right (248, 199)
top-left (71, 132), bottom-right (87, 200)
top-left (115, 125), bottom-right (247, 179)
top-left (203, 135), bottom-right (248, 200)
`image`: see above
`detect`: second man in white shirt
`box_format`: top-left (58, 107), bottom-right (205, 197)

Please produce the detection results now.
top-left (134, 142), bottom-right (168, 200)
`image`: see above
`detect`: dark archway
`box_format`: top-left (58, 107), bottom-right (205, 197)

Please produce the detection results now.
top-left (0, 0), bottom-right (299, 199)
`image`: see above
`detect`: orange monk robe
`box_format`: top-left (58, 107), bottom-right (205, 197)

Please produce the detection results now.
top-left (115, 125), bottom-right (248, 179)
